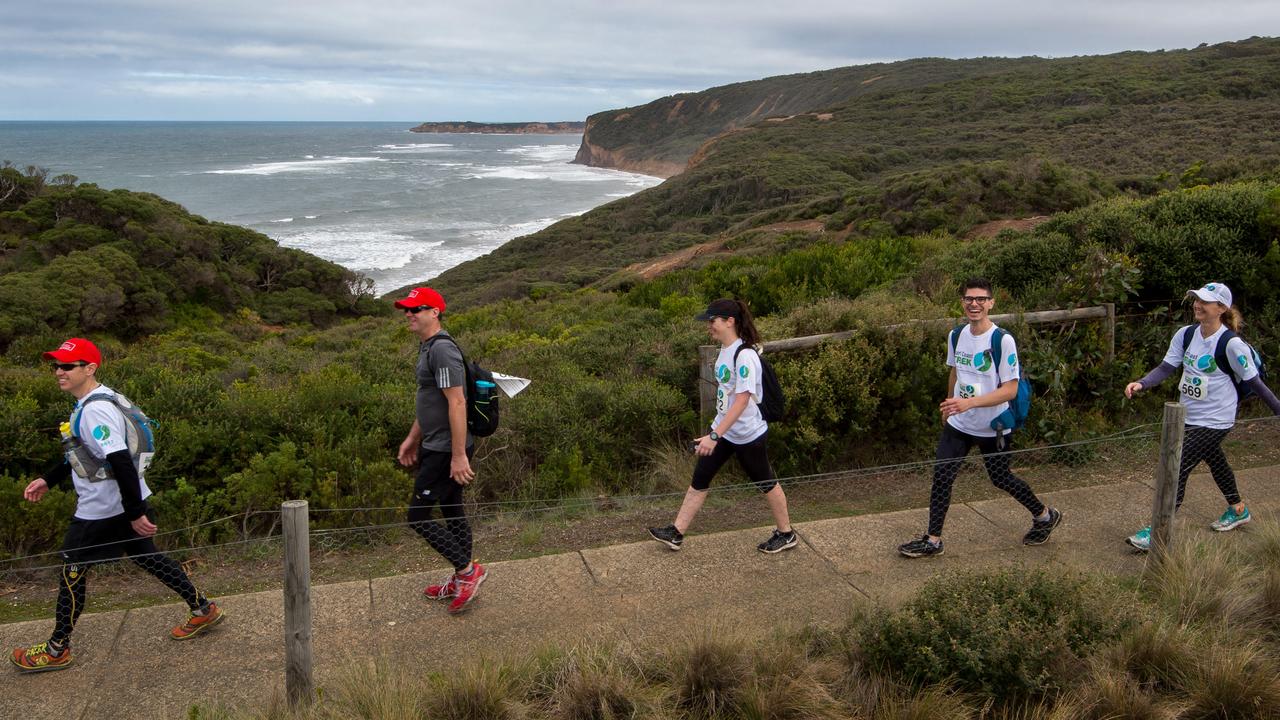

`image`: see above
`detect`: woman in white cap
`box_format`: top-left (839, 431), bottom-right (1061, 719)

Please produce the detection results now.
top-left (1124, 282), bottom-right (1280, 550)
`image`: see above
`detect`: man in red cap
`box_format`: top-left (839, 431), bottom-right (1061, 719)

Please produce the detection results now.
top-left (11, 338), bottom-right (223, 673)
top-left (392, 288), bottom-right (487, 614)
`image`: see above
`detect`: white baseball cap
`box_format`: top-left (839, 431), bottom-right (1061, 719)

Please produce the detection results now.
top-left (1187, 282), bottom-right (1232, 308)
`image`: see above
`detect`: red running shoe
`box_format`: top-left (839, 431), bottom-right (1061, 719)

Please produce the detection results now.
top-left (447, 564), bottom-right (487, 615)
top-left (423, 573), bottom-right (458, 600)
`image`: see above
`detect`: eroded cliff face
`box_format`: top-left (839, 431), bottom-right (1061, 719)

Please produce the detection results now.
top-left (572, 133), bottom-right (685, 178)
top-left (573, 114), bottom-right (686, 178)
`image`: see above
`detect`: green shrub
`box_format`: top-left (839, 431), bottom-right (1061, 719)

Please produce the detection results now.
top-left (858, 569), bottom-right (1131, 698)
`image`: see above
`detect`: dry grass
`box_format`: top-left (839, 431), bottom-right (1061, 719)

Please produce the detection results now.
top-left (202, 523), bottom-right (1280, 720)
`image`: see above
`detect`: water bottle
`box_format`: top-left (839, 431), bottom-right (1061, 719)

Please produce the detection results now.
top-left (474, 380), bottom-right (496, 404)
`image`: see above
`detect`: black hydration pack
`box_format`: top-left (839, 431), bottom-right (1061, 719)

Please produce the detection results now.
top-left (425, 335), bottom-right (500, 437)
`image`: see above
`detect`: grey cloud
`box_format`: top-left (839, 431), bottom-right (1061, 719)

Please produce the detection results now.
top-left (1, 0), bottom-right (1276, 120)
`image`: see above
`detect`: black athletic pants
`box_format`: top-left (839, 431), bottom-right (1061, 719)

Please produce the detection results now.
top-left (53, 511), bottom-right (205, 646)
top-left (690, 433), bottom-right (778, 493)
top-left (927, 424), bottom-right (1046, 537)
top-left (1176, 426), bottom-right (1240, 508)
top-left (407, 448), bottom-right (474, 571)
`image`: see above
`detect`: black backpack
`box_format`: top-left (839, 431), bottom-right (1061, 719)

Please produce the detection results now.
top-left (733, 345), bottom-right (786, 422)
top-left (425, 335), bottom-right (500, 437)
top-left (1179, 325), bottom-right (1267, 400)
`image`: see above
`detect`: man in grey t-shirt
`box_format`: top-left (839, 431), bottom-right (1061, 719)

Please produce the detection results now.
top-left (394, 287), bottom-right (487, 614)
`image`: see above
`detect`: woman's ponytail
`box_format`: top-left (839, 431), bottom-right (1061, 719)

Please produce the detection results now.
top-left (734, 300), bottom-right (762, 348)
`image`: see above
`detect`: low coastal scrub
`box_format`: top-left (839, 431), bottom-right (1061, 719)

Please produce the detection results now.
top-left (188, 524), bottom-right (1280, 720)
top-left (3, 180), bottom-right (1280, 558)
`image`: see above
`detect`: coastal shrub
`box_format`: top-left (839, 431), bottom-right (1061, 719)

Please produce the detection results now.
top-left (858, 569), bottom-right (1131, 697)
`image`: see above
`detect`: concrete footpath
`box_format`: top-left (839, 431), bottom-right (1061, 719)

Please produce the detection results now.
top-left (2, 468), bottom-right (1276, 719)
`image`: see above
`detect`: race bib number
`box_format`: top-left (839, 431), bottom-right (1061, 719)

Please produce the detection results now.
top-left (955, 382), bottom-right (980, 400)
top-left (1179, 373), bottom-right (1209, 401)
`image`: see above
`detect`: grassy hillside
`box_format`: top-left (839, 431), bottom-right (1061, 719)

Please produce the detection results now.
top-left (433, 37), bottom-right (1280, 306)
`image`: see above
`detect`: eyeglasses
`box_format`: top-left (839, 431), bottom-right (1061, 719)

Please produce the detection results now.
top-left (403, 306), bottom-right (433, 314)
top-left (962, 296), bottom-right (992, 305)
top-left (51, 362), bottom-right (88, 371)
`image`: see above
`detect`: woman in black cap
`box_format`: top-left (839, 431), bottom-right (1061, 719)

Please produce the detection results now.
top-left (647, 299), bottom-right (797, 553)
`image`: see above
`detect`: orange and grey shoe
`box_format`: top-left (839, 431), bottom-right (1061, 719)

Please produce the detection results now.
top-left (171, 601), bottom-right (225, 640)
top-left (11, 641), bottom-right (73, 673)
top-left (447, 564), bottom-right (487, 615)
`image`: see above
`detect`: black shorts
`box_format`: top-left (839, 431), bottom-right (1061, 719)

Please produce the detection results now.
top-left (61, 508), bottom-right (154, 565)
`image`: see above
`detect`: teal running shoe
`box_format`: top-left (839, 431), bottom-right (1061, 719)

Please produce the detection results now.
top-left (1211, 506), bottom-right (1251, 532)
top-left (1126, 526), bottom-right (1151, 552)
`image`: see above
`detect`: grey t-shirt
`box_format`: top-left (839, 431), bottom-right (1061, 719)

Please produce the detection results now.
top-left (416, 331), bottom-right (473, 453)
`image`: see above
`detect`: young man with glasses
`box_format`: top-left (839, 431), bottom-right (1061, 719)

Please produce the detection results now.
top-left (394, 287), bottom-right (486, 614)
top-left (12, 338), bottom-right (222, 673)
top-left (898, 279), bottom-right (1062, 558)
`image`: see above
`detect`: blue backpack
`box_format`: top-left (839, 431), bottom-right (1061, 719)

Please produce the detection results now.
top-left (950, 325), bottom-right (1032, 432)
top-left (1179, 325), bottom-right (1266, 400)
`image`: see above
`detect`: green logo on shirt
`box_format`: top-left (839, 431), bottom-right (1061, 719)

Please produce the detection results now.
top-left (739, 365), bottom-right (749, 379)
top-left (1195, 355), bottom-right (1217, 373)
top-left (92, 425), bottom-right (110, 441)
top-left (717, 364), bottom-right (731, 383)
top-left (974, 351), bottom-right (993, 373)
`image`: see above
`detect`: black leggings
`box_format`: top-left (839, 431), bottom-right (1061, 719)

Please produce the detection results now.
top-left (407, 449), bottom-right (473, 571)
top-left (54, 515), bottom-right (205, 646)
top-left (1176, 426), bottom-right (1240, 508)
top-left (928, 424), bottom-right (1046, 536)
top-left (691, 433), bottom-right (777, 493)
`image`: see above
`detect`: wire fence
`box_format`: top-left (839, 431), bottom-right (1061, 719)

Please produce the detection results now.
top-left (5, 414), bottom-right (1278, 601)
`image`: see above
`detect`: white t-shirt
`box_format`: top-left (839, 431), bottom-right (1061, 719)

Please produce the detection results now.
top-left (69, 385), bottom-right (153, 520)
top-left (712, 339), bottom-right (768, 444)
top-left (946, 324), bottom-right (1021, 438)
top-left (1162, 325), bottom-right (1257, 429)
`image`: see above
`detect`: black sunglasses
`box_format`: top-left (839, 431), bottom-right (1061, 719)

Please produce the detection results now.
top-left (51, 362), bottom-right (88, 371)
top-left (403, 305), bottom-right (434, 314)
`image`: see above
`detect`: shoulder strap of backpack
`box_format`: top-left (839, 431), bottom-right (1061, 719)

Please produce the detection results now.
top-left (70, 393), bottom-right (117, 440)
top-left (1215, 328), bottom-right (1242, 382)
top-left (425, 334), bottom-right (473, 395)
top-left (1179, 325), bottom-right (1197, 359)
top-left (990, 327), bottom-right (1008, 382)
top-left (950, 325), bottom-right (965, 354)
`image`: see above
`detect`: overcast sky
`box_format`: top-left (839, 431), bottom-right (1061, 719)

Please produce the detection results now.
top-left (1, 1), bottom-right (1275, 122)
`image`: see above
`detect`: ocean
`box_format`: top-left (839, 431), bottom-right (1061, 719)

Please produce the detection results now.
top-left (0, 122), bottom-right (662, 293)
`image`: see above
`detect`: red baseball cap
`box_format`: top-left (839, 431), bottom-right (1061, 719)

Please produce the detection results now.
top-left (43, 337), bottom-right (103, 366)
top-left (393, 287), bottom-right (446, 313)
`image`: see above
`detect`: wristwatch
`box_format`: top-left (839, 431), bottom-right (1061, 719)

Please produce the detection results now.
top-left (709, 430), bottom-right (721, 441)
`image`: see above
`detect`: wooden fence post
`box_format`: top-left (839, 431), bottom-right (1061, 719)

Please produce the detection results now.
top-left (698, 345), bottom-right (718, 427)
top-left (1150, 402), bottom-right (1186, 561)
top-left (1103, 303), bottom-right (1116, 363)
top-left (282, 499), bottom-right (314, 708)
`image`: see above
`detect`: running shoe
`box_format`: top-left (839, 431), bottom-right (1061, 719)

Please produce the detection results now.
top-left (1211, 506), bottom-right (1251, 532)
top-left (1022, 507), bottom-right (1063, 546)
top-left (11, 642), bottom-right (73, 673)
top-left (447, 564), bottom-right (487, 615)
top-left (648, 525), bottom-right (684, 551)
top-left (1126, 526), bottom-right (1151, 552)
top-left (898, 535), bottom-right (944, 558)
top-left (424, 573), bottom-right (459, 600)
top-left (758, 529), bottom-right (799, 554)
top-left (171, 601), bottom-right (225, 640)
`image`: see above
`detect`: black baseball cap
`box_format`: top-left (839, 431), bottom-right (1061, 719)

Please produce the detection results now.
top-left (695, 299), bottom-right (740, 321)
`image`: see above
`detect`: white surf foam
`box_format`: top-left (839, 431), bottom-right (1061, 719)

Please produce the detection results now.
top-left (206, 156), bottom-right (385, 176)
